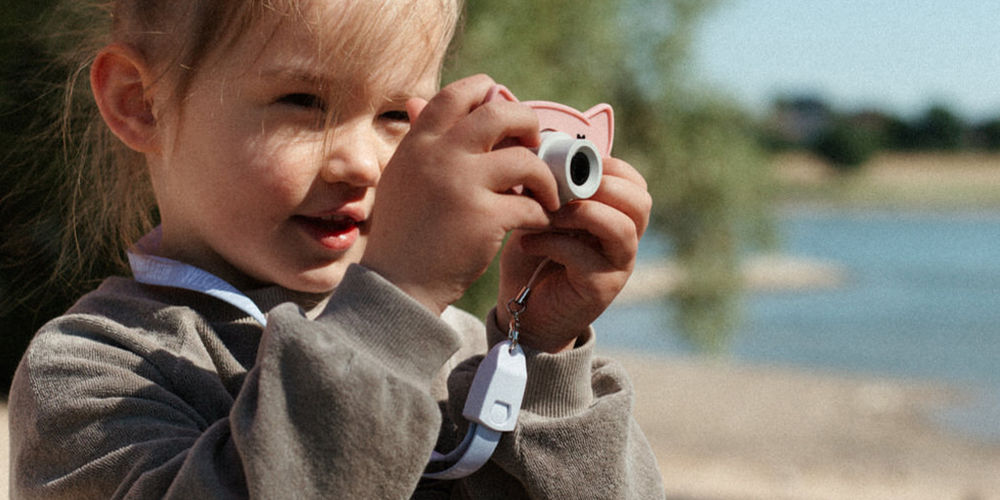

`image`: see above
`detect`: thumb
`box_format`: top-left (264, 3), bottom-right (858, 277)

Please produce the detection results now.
top-left (406, 98), bottom-right (429, 125)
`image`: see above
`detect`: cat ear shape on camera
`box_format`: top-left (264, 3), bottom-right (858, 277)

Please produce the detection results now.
top-left (482, 85), bottom-right (614, 157)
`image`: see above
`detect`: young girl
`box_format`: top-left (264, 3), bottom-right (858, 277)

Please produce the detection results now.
top-left (9, 0), bottom-right (663, 498)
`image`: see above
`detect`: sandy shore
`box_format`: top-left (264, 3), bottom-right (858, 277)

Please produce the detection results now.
top-left (773, 151), bottom-right (1000, 207)
top-left (613, 350), bottom-right (1000, 500)
top-left (3, 352), bottom-right (999, 499)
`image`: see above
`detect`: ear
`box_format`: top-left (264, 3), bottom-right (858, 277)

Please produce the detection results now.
top-left (90, 43), bottom-right (161, 153)
top-left (585, 104), bottom-right (614, 155)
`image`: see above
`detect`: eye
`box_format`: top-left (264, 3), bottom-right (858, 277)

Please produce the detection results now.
top-left (277, 93), bottom-right (326, 111)
top-left (380, 109), bottom-right (410, 122)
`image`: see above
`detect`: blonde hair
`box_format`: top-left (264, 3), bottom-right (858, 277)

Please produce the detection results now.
top-left (23, 0), bottom-right (461, 300)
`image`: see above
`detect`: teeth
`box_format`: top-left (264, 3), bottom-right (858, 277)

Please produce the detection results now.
top-left (318, 214), bottom-right (349, 222)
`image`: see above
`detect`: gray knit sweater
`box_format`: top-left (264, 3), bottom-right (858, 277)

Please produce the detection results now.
top-left (9, 264), bottom-right (664, 498)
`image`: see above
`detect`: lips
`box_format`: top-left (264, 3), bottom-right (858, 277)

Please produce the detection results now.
top-left (294, 213), bottom-right (363, 251)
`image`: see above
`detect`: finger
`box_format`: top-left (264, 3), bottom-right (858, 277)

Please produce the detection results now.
top-left (517, 229), bottom-right (630, 282)
top-left (478, 146), bottom-right (561, 212)
top-left (586, 172), bottom-right (652, 239)
top-left (491, 193), bottom-right (554, 232)
top-left (455, 100), bottom-right (541, 152)
top-left (601, 157), bottom-right (648, 192)
top-left (410, 74), bottom-right (497, 134)
top-left (405, 98), bottom-right (429, 124)
top-left (549, 201), bottom-right (639, 268)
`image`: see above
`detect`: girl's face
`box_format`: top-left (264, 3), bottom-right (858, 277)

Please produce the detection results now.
top-left (148, 2), bottom-right (445, 292)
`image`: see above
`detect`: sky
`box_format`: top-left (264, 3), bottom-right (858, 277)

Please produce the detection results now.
top-left (691, 1), bottom-right (1000, 120)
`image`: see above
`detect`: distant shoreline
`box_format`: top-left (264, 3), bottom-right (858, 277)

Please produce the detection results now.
top-left (623, 151), bottom-right (1000, 304)
top-left (618, 254), bottom-right (846, 304)
top-left (773, 151), bottom-right (1000, 208)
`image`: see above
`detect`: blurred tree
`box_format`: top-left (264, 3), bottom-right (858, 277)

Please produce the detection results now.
top-left (761, 95), bottom-right (1000, 159)
top-left (913, 104), bottom-right (964, 151)
top-left (762, 95), bottom-right (832, 150)
top-left (448, 0), bottom-right (774, 352)
top-left (882, 113), bottom-right (921, 151)
top-left (812, 115), bottom-right (881, 171)
top-left (970, 118), bottom-right (1000, 151)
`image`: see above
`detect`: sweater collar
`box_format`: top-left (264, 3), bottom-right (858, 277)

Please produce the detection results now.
top-left (129, 227), bottom-right (333, 322)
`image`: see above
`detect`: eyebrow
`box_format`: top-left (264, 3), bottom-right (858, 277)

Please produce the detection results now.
top-left (258, 65), bottom-right (434, 103)
top-left (258, 66), bottom-right (330, 85)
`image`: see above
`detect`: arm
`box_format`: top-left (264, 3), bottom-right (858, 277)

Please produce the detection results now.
top-left (232, 266), bottom-right (462, 498)
top-left (462, 105), bottom-right (662, 494)
top-left (445, 310), bottom-right (664, 499)
top-left (359, 74), bottom-right (662, 494)
top-left (496, 155), bottom-right (652, 354)
top-left (360, 74), bottom-right (562, 316)
top-left (8, 266), bottom-right (461, 499)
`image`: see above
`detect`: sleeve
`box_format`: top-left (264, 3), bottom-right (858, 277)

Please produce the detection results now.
top-left (443, 309), bottom-right (666, 500)
top-left (8, 265), bottom-right (463, 499)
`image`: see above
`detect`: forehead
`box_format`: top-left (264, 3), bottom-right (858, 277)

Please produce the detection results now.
top-left (232, 0), bottom-right (456, 96)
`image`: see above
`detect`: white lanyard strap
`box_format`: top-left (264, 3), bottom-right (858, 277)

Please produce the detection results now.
top-left (127, 250), bottom-right (268, 326)
top-left (424, 340), bottom-right (527, 479)
top-left (424, 259), bottom-right (547, 479)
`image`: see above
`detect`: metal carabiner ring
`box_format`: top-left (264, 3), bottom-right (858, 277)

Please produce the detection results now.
top-left (506, 286), bottom-right (531, 316)
top-left (508, 328), bottom-right (520, 351)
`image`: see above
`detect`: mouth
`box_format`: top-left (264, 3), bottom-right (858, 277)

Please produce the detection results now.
top-left (294, 213), bottom-right (364, 251)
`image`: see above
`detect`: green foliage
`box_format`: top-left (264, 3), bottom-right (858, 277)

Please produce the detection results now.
top-left (913, 104), bottom-right (964, 151)
top-left (764, 96), bottom-right (1000, 167)
top-left (448, 0), bottom-right (774, 352)
top-left (813, 118), bottom-right (880, 172)
top-left (971, 118), bottom-right (1000, 151)
top-left (645, 100), bottom-right (773, 352)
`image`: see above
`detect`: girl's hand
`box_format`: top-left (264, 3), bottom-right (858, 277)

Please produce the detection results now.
top-left (497, 157), bottom-right (651, 353)
top-left (361, 75), bottom-right (560, 315)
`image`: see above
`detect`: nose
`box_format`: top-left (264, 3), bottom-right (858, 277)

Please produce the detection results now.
top-left (320, 119), bottom-right (383, 188)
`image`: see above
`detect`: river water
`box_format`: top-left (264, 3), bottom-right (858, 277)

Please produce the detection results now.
top-left (596, 207), bottom-right (1000, 441)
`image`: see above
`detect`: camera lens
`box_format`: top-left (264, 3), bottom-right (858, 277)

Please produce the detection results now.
top-left (535, 131), bottom-right (602, 204)
top-left (570, 152), bottom-right (590, 186)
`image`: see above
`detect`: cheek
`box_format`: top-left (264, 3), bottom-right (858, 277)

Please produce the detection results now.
top-left (380, 137), bottom-right (403, 169)
top-left (235, 133), bottom-right (325, 207)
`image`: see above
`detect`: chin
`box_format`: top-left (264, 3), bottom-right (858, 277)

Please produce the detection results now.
top-left (287, 263), bottom-right (351, 293)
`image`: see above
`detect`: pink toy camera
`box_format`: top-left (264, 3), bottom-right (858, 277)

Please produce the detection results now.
top-left (483, 85), bottom-right (614, 205)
